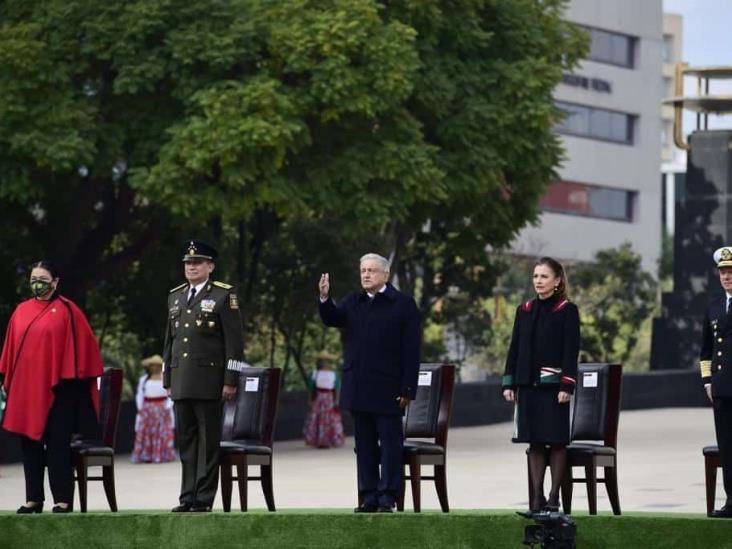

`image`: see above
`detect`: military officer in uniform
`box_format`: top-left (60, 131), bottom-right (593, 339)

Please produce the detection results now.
top-left (163, 240), bottom-right (245, 512)
top-left (701, 246), bottom-right (732, 518)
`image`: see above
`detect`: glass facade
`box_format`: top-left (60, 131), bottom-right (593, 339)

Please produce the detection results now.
top-left (584, 26), bottom-right (636, 68)
top-left (540, 180), bottom-right (636, 222)
top-left (555, 101), bottom-right (635, 144)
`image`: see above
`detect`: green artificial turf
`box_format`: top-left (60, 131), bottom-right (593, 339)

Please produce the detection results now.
top-left (1, 510), bottom-right (731, 549)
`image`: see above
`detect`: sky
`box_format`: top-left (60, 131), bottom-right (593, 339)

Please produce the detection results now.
top-left (663, 0), bottom-right (732, 129)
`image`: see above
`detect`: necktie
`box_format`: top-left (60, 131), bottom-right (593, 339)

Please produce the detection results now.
top-left (187, 287), bottom-right (197, 307)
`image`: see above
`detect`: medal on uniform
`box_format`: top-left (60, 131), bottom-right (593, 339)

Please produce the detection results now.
top-left (201, 299), bottom-right (216, 313)
top-left (208, 321), bottom-right (215, 328)
top-left (196, 319), bottom-right (203, 327)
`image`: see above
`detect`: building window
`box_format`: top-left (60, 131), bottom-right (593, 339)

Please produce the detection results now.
top-left (582, 26), bottom-right (637, 68)
top-left (662, 34), bottom-right (674, 63)
top-left (661, 120), bottom-right (673, 147)
top-left (663, 76), bottom-right (674, 99)
top-left (555, 101), bottom-right (635, 145)
top-left (540, 180), bottom-right (636, 222)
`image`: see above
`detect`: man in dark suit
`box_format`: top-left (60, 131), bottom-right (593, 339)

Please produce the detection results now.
top-left (701, 246), bottom-right (732, 518)
top-left (163, 240), bottom-right (245, 512)
top-left (318, 253), bottom-right (421, 512)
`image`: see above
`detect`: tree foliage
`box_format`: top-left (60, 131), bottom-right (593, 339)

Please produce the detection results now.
top-left (572, 243), bottom-right (657, 364)
top-left (472, 245), bottom-right (658, 376)
top-left (0, 0), bottom-right (588, 390)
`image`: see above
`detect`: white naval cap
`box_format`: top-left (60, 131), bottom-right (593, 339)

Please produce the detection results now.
top-left (713, 246), bottom-right (732, 268)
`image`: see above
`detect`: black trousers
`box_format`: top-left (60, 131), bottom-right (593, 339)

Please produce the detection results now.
top-left (352, 411), bottom-right (403, 508)
top-left (174, 399), bottom-right (223, 507)
top-left (714, 397), bottom-right (732, 505)
top-left (20, 380), bottom-right (92, 505)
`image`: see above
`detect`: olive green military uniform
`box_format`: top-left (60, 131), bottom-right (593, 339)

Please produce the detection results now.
top-left (163, 280), bottom-right (245, 508)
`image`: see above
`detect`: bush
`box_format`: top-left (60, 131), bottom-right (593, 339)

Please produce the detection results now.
top-left (472, 244), bottom-right (657, 375)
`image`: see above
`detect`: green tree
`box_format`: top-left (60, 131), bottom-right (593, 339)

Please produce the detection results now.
top-left (0, 0), bottom-right (439, 302)
top-left (382, 0), bottom-right (588, 321)
top-left (473, 246), bottom-right (657, 376)
top-left (572, 243), bottom-right (657, 364)
top-left (0, 0), bottom-right (587, 383)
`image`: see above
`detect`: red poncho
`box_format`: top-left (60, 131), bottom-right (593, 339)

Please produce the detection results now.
top-left (0, 295), bottom-right (103, 440)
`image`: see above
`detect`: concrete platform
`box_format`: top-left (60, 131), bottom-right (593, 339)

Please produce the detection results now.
top-left (0, 408), bottom-right (719, 513)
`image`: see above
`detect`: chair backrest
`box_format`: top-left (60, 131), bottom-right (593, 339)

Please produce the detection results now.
top-left (98, 367), bottom-right (123, 448)
top-left (570, 363), bottom-right (622, 448)
top-left (404, 363), bottom-right (456, 447)
top-left (221, 367), bottom-right (281, 446)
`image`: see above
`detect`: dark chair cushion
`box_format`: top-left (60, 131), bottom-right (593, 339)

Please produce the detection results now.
top-left (71, 440), bottom-right (114, 457)
top-left (567, 443), bottom-right (616, 457)
top-left (704, 445), bottom-right (720, 456)
top-left (403, 441), bottom-right (445, 456)
top-left (220, 440), bottom-right (272, 456)
top-left (404, 364), bottom-right (443, 438)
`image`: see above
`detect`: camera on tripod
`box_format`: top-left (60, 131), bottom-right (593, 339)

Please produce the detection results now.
top-left (519, 510), bottom-right (577, 549)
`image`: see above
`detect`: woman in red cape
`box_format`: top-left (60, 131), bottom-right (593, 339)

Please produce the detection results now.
top-left (0, 261), bottom-right (103, 513)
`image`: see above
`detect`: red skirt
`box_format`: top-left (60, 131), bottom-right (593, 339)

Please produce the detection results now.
top-left (131, 398), bottom-right (176, 463)
top-left (303, 390), bottom-right (345, 448)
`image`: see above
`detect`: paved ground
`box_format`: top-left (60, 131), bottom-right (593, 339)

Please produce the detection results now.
top-left (0, 408), bottom-right (719, 513)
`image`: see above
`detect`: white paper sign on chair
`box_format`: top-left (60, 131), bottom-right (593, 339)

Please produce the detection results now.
top-left (418, 371), bottom-right (433, 386)
top-left (583, 372), bottom-right (598, 388)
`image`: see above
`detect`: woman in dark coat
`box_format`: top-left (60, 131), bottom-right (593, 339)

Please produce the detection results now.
top-left (502, 257), bottom-right (580, 513)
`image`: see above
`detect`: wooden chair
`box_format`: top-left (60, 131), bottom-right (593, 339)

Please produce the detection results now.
top-left (703, 445), bottom-right (721, 517)
top-left (72, 367), bottom-right (123, 513)
top-left (219, 367), bottom-right (281, 512)
top-left (397, 363), bottom-right (456, 513)
top-left (561, 363), bottom-right (623, 515)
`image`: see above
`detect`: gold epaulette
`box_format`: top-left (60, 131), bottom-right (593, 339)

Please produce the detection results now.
top-left (213, 281), bottom-right (233, 290)
top-left (169, 283), bottom-right (187, 294)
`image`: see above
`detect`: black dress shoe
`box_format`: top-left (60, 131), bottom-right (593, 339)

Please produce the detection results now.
top-left (171, 503), bottom-right (193, 513)
top-left (189, 503), bottom-right (212, 513)
top-left (17, 503), bottom-right (43, 514)
top-left (52, 504), bottom-right (72, 514)
top-left (353, 503), bottom-right (378, 513)
top-left (711, 505), bottom-right (732, 518)
top-left (377, 506), bottom-right (393, 513)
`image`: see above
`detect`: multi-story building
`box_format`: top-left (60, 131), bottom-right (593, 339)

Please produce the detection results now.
top-left (661, 13), bottom-right (685, 239)
top-left (661, 13), bottom-right (683, 166)
top-left (511, 0), bottom-right (664, 274)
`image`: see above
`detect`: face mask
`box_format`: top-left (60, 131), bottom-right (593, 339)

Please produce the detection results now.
top-left (30, 280), bottom-right (52, 298)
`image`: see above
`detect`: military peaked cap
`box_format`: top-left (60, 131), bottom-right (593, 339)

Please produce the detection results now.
top-left (182, 240), bottom-right (218, 262)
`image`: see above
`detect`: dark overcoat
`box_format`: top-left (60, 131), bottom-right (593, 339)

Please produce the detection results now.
top-left (502, 296), bottom-right (580, 394)
top-left (700, 295), bottom-right (732, 398)
top-left (319, 283), bottom-right (421, 415)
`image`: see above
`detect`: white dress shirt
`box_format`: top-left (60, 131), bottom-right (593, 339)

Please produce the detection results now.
top-left (187, 280), bottom-right (208, 304)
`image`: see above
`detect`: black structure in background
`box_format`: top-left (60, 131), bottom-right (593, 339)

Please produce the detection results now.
top-left (0, 370), bottom-right (708, 464)
top-left (652, 130), bottom-right (732, 370)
